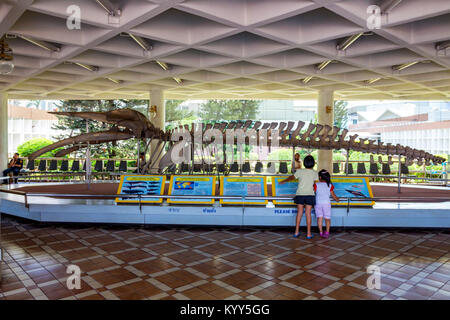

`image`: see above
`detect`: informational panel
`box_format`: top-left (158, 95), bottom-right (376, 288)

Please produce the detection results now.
top-left (168, 175), bottom-right (216, 205)
top-left (220, 176), bottom-right (267, 205)
top-left (272, 176), bottom-right (298, 205)
top-left (116, 175), bottom-right (165, 204)
top-left (271, 176), bottom-right (374, 206)
top-left (331, 177), bottom-right (374, 206)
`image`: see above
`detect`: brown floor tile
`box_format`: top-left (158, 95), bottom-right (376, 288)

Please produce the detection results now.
top-left (80, 293), bottom-right (105, 300)
top-left (40, 282), bottom-right (74, 300)
top-left (209, 287), bottom-right (236, 299)
top-left (284, 272), bottom-right (317, 286)
top-left (5, 291), bottom-right (34, 300)
top-left (2, 215), bottom-right (448, 300)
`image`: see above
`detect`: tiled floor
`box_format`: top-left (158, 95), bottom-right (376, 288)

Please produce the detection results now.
top-left (1, 214), bottom-right (449, 300)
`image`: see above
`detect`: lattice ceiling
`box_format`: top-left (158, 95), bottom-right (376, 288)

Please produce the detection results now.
top-left (0, 0), bottom-right (449, 100)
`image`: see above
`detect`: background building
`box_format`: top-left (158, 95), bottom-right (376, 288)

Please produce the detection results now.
top-left (349, 101), bottom-right (450, 155)
top-left (7, 100), bottom-right (61, 156)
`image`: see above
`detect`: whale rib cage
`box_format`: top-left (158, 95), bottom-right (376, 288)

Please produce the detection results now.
top-left (28, 109), bottom-right (445, 174)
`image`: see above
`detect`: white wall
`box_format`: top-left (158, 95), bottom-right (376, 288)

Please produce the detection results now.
top-left (381, 128), bottom-right (450, 155)
top-left (8, 118), bottom-right (61, 156)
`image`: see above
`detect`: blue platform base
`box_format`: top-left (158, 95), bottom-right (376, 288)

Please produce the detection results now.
top-left (1, 193), bottom-right (449, 228)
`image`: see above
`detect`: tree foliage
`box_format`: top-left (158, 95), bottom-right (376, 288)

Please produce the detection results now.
top-left (334, 100), bottom-right (348, 128)
top-left (165, 100), bottom-right (193, 122)
top-left (199, 100), bottom-right (261, 121)
top-left (26, 100), bottom-right (42, 108)
top-left (164, 100), bottom-right (197, 130)
top-left (17, 138), bottom-right (64, 158)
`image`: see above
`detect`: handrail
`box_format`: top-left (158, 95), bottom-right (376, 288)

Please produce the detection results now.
top-left (19, 171), bottom-right (450, 183)
top-left (1, 189), bottom-right (449, 202)
top-left (1, 188), bottom-right (448, 213)
top-left (0, 188), bottom-right (27, 196)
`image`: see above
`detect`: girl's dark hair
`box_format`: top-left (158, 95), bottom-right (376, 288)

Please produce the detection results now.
top-left (303, 155), bottom-right (315, 169)
top-left (319, 169), bottom-right (331, 187)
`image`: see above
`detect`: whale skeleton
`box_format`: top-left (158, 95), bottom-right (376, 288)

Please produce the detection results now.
top-left (28, 109), bottom-right (446, 174)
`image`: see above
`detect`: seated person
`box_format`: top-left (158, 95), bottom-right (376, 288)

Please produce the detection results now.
top-left (294, 153), bottom-right (302, 171)
top-left (134, 152), bottom-right (146, 173)
top-left (2, 153), bottom-right (24, 184)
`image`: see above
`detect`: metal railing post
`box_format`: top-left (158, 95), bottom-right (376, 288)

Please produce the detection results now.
top-left (139, 194), bottom-right (142, 213)
top-left (397, 156), bottom-right (402, 193)
top-left (345, 151), bottom-right (349, 176)
top-left (241, 196), bottom-right (245, 227)
top-left (24, 193), bottom-right (28, 208)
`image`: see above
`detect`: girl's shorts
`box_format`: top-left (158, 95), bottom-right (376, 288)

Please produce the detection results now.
top-left (293, 195), bottom-right (315, 206)
top-left (315, 204), bottom-right (331, 219)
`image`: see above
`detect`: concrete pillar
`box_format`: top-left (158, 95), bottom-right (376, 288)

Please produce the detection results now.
top-left (317, 89), bottom-right (334, 173)
top-left (0, 92), bottom-right (8, 173)
top-left (149, 89), bottom-right (165, 172)
top-left (0, 92), bottom-right (5, 282)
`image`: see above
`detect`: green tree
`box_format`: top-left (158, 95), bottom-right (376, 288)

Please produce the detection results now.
top-left (17, 138), bottom-right (64, 158)
top-left (199, 100), bottom-right (261, 121)
top-left (334, 100), bottom-right (348, 128)
top-left (26, 100), bottom-right (41, 108)
top-left (165, 100), bottom-right (193, 122)
top-left (52, 99), bottom-right (148, 158)
top-left (268, 149), bottom-right (293, 161)
top-left (164, 100), bottom-right (197, 130)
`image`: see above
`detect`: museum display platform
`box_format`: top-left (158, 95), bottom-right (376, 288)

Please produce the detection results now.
top-left (1, 180), bottom-right (449, 228)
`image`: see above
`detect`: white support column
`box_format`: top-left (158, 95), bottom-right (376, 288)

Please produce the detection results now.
top-left (0, 92), bottom-right (8, 173)
top-left (0, 92), bottom-right (5, 282)
top-left (149, 89), bottom-right (165, 172)
top-left (317, 89), bottom-right (334, 173)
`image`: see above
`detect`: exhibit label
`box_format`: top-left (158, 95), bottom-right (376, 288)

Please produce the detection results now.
top-left (116, 175), bottom-right (165, 203)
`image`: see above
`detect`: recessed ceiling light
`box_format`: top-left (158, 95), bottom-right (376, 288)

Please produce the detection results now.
top-left (128, 33), bottom-right (152, 51)
top-left (95, 0), bottom-right (121, 16)
top-left (73, 62), bottom-right (99, 72)
top-left (336, 33), bottom-right (364, 51)
top-left (392, 61), bottom-right (419, 71)
top-left (173, 77), bottom-right (183, 84)
top-left (106, 77), bottom-right (123, 84)
top-left (364, 78), bottom-right (382, 85)
top-left (156, 61), bottom-right (170, 71)
top-left (316, 60), bottom-right (333, 71)
top-left (19, 35), bottom-right (60, 52)
top-left (302, 76), bottom-right (313, 84)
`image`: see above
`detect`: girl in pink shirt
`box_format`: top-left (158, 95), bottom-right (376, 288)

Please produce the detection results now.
top-left (314, 170), bottom-right (339, 238)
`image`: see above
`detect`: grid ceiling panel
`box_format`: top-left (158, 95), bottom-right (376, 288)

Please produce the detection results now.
top-left (0, 0), bottom-right (449, 100)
